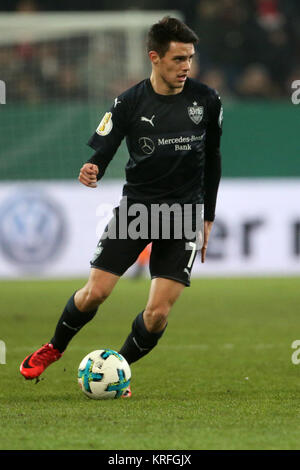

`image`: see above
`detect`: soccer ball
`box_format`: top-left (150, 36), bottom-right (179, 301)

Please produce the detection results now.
top-left (77, 349), bottom-right (131, 399)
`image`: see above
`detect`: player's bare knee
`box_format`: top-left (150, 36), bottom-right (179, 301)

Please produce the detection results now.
top-left (76, 285), bottom-right (110, 311)
top-left (143, 305), bottom-right (170, 332)
top-left (88, 285), bottom-right (110, 306)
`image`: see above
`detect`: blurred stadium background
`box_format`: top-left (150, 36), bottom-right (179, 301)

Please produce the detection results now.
top-left (0, 0), bottom-right (299, 279)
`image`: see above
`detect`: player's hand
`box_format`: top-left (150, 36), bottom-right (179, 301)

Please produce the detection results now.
top-left (201, 221), bottom-right (213, 263)
top-left (78, 163), bottom-right (99, 188)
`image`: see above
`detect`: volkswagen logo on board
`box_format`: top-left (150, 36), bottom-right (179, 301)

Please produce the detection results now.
top-left (0, 191), bottom-right (66, 268)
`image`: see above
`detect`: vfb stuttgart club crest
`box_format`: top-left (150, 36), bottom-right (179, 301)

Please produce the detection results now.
top-left (188, 102), bottom-right (204, 124)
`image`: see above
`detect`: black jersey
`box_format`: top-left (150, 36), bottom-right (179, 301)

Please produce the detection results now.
top-left (87, 78), bottom-right (222, 221)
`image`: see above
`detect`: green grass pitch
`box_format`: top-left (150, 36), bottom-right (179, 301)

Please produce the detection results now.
top-left (0, 277), bottom-right (299, 450)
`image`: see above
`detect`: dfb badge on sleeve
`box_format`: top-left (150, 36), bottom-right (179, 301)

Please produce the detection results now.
top-left (96, 112), bottom-right (113, 136)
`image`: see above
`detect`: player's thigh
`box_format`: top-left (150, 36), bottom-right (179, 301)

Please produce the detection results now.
top-left (149, 238), bottom-right (198, 287)
top-left (146, 277), bottom-right (185, 311)
top-left (83, 267), bottom-right (120, 299)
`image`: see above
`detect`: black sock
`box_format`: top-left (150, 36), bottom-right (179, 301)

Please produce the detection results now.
top-left (119, 311), bottom-right (167, 364)
top-left (50, 292), bottom-right (98, 353)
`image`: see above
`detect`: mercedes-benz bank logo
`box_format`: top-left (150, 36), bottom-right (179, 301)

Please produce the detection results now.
top-left (139, 136), bottom-right (155, 155)
top-left (0, 192), bottom-right (66, 268)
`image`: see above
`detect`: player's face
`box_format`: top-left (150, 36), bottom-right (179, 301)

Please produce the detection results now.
top-left (151, 42), bottom-right (195, 93)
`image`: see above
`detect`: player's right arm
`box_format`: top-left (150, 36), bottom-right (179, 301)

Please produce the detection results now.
top-left (79, 96), bottom-right (130, 188)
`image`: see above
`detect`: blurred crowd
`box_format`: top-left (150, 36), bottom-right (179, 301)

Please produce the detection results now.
top-left (192, 0), bottom-right (300, 99)
top-left (0, 0), bottom-right (299, 101)
top-left (0, 36), bottom-right (89, 103)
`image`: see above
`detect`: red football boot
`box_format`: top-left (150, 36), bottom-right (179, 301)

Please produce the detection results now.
top-left (20, 343), bottom-right (62, 380)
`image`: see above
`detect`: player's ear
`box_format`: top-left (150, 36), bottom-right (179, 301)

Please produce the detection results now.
top-left (148, 50), bottom-right (160, 65)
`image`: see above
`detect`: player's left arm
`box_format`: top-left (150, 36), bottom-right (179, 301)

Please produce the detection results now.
top-left (202, 91), bottom-right (223, 263)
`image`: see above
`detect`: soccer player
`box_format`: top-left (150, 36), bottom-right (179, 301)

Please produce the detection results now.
top-left (20, 17), bottom-right (223, 396)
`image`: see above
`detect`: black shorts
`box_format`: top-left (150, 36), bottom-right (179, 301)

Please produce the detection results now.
top-left (90, 201), bottom-right (202, 287)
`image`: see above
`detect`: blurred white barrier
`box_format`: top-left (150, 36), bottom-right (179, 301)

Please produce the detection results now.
top-left (0, 179), bottom-right (299, 278)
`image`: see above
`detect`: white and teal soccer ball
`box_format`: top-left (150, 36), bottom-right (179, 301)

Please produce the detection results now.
top-left (77, 349), bottom-right (131, 400)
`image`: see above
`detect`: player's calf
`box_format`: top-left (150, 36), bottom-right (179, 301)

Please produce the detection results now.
top-left (49, 292), bottom-right (99, 353)
top-left (119, 311), bottom-right (167, 364)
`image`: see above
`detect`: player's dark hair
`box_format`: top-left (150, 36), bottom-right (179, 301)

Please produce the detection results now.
top-left (147, 16), bottom-right (199, 57)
